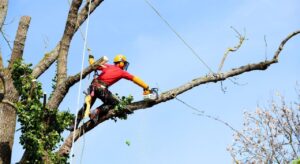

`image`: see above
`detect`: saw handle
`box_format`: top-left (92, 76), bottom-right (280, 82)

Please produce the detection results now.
top-left (143, 88), bottom-right (159, 101)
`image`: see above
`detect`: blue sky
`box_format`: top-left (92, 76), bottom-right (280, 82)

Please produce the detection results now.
top-left (1, 0), bottom-right (299, 163)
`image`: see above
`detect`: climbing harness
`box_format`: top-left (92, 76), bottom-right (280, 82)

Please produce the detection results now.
top-left (82, 55), bottom-right (108, 118)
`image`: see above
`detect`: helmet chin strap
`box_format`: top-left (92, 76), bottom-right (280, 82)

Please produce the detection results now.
top-left (124, 61), bottom-right (130, 70)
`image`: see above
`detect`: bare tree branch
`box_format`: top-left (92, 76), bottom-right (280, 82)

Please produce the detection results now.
top-left (8, 16), bottom-right (31, 69)
top-left (32, 0), bottom-right (104, 80)
top-left (57, 29), bottom-right (300, 157)
top-left (57, 0), bottom-right (83, 85)
top-left (273, 30), bottom-right (300, 60)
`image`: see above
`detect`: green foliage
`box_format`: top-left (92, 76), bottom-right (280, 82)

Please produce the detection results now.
top-left (113, 94), bottom-right (134, 120)
top-left (49, 61), bottom-right (58, 100)
top-left (125, 140), bottom-right (131, 146)
top-left (12, 59), bottom-right (74, 163)
top-left (291, 158), bottom-right (300, 164)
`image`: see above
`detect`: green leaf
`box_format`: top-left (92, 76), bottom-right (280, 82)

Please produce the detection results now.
top-left (125, 140), bottom-right (131, 146)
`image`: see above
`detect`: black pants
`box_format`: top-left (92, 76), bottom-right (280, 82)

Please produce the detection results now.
top-left (76, 85), bottom-right (119, 124)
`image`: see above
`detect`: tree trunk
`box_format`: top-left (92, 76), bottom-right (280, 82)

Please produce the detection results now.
top-left (0, 70), bottom-right (18, 164)
top-left (0, 103), bottom-right (16, 164)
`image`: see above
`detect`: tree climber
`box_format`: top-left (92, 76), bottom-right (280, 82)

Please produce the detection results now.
top-left (69, 54), bottom-right (152, 130)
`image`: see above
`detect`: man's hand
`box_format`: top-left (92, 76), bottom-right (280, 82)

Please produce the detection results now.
top-left (143, 87), bottom-right (151, 95)
top-left (88, 55), bottom-right (95, 65)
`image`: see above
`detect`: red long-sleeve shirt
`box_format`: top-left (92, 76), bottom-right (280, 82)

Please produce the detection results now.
top-left (97, 64), bottom-right (134, 86)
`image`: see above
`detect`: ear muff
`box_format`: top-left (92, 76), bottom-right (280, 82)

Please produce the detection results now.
top-left (119, 62), bottom-right (125, 67)
top-left (115, 61), bottom-right (129, 70)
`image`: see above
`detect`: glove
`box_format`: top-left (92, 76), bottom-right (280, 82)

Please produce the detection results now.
top-left (88, 55), bottom-right (95, 65)
top-left (143, 87), bottom-right (151, 95)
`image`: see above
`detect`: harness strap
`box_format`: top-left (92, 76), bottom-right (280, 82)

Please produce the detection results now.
top-left (91, 79), bottom-right (108, 89)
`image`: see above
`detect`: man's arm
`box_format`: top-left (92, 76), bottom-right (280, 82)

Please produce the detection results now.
top-left (132, 76), bottom-right (151, 94)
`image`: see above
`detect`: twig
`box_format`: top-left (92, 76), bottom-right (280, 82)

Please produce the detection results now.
top-left (218, 27), bottom-right (246, 73)
top-left (0, 28), bottom-right (13, 51)
top-left (42, 35), bottom-right (49, 50)
top-left (220, 81), bottom-right (227, 93)
top-left (264, 35), bottom-right (268, 60)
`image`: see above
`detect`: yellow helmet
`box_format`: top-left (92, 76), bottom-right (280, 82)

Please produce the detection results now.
top-left (113, 54), bottom-right (127, 63)
top-left (113, 54), bottom-right (130, 70)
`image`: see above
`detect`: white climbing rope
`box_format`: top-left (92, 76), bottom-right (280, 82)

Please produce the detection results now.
top-left (69, 0), bottom-right (92, 164)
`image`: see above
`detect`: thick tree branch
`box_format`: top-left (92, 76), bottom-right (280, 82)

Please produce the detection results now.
top-left (8, 16), bottom-right (31, 69)
top-left (77, 0), bottom-right (104, 29)
top-left (57, 0), bottom-right (83, 85)
top-left (32, 44), bottom-right (60, 79)
top-left (58, 29), bottom-right (300, 157)
top-left (31, 0), bottom-right (104, 79)
top-left (0, 0), bottom-right (8, 30)
top-left (46, 59), bottom-right (101, 110)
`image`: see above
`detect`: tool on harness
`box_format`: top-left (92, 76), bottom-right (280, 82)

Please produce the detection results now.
top-left (143, 88), bottom-right (159, 101)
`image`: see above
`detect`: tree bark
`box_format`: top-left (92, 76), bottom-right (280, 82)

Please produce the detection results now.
top-left (0, 104), bottom-right (16, 164)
